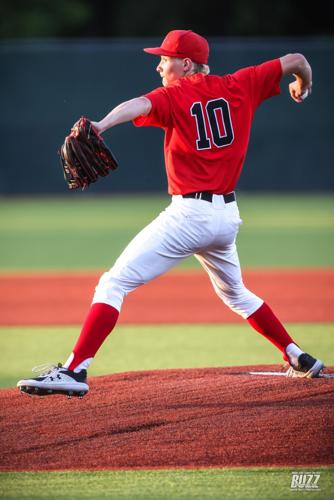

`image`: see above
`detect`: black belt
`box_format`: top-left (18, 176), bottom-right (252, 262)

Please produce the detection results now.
top-left (182, 191), bottom-right (235, 203)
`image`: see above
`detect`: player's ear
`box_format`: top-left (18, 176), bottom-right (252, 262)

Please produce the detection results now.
top-left (183, 58), bottom-right (192, 72)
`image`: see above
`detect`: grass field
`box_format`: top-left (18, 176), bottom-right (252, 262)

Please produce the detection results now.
top-left (0, 193), bottom-right (333, 269)
top-left (1, 468), bottom-right (334, 499)
top-left (1, 194), bottom-right (333, 499)
top-left (1, 323), bottom-right (333, 389)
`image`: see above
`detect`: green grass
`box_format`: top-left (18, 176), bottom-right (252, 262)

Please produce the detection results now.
top-left (1, 323), bottom-right (333, 388)
top-left (1, 468), bottom-right (333, 499)
top-left (0, 193), bottom-right (333, 270)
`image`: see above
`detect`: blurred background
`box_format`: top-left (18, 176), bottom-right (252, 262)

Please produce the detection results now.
top-left (1, 0), bottom-right (333, 195)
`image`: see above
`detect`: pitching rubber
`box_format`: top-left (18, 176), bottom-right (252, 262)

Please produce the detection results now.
top-left (248, 371), bottom-right (333, 378)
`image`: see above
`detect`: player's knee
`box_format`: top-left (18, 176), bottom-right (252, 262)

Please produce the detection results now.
top-left (92, 271), bottom-right (128, 311)
top-left (215, 284), bottom-right (262, 319)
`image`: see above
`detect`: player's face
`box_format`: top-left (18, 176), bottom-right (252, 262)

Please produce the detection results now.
top-left (156, 56), bottom-right (185, 86)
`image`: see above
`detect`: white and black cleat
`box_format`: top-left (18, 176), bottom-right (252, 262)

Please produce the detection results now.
top-left (286, 353), bottom-right (325, 378)
top-left (17, 363), bottom-right (89, 398)
top-left (20, 386), bottom-right (33, 397)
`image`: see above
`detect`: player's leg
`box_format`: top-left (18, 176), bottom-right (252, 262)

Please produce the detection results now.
top-left (195, 240), bottom-right (324, 377)
top-left (66, 205), bottom-right (196, 369)
top-left (195, 244), bottom-right (295, 351)
top-left (64, 195), bottom-right (219, 378)
top-left (62, 226), bottom-right (181, 372)
top-left (17, 199), bottom-right (202, 396)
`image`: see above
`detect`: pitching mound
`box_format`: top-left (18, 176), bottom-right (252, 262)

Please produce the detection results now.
top-left (1, 366), bottom-right (334, 471)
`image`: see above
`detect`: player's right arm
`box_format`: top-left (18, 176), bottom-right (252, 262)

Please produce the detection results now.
top-left (280, 53), bottom-right (312, 103)
top-left (92, 96), bottom-right (152, 134)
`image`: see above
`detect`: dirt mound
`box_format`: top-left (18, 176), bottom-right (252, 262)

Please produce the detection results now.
top-left (1, 366), bottom-right (334, 471)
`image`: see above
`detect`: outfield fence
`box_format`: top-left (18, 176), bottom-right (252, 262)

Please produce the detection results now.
top-left (1, 37), bottom-right (334, 194)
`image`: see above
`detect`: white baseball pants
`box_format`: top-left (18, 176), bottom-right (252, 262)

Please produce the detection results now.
top-left (93, 195), bottom-right (263, 318)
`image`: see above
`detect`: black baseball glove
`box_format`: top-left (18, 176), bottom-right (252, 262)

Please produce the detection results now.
top-left (59, 117), bottom-right (118, 190)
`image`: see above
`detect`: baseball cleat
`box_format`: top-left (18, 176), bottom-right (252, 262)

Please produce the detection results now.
top-left (17, 363), bottom-right (89, 398)
top-left (286, 353), bottom-right (324, 378)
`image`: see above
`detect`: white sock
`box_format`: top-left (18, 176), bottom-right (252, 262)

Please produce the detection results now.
top-left (63, 353), bottom-right (93, 373)
top-left (63, 352), bottom-right (74, 369)
top-left (285, 343), bottom-right (304, 366)
top-left (73, 358), bottom-right (93, 373)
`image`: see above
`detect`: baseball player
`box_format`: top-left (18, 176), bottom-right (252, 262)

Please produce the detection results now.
top-left (18, 30), bottom-right (323, 397)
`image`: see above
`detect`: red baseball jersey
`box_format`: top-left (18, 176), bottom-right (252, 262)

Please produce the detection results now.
top-left (133, 58), bottom-right (282, 195)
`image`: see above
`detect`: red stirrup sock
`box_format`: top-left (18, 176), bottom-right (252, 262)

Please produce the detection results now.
top-left (65, 303), bottom-right (119, 372)
top-left (247, 302), bottom-right (295, 360)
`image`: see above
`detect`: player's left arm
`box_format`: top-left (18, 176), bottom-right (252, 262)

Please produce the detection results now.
top-left (280, 53), bottom-right (312, 103)
top-left (92, 96), bottom-right (152, 134)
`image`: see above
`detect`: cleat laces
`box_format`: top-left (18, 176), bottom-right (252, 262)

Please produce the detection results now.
top-left (31, 362), bottom-right (63, 377)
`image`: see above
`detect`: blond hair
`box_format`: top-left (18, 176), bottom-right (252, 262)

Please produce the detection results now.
top-left (192, 62), bottom-right (210, 75)
top-left (174, 57), bottom-right (210, 76)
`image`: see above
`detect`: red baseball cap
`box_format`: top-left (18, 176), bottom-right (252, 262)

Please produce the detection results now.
top-left (144, 30), bottom-right (209, 64)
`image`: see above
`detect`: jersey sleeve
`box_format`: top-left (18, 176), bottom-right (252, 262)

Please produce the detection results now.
top-left (133, 87), bottom-right (172, 128)
top-left (232, 58), bottom-right (282, 109)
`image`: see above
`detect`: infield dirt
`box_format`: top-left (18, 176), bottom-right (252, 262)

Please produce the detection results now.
top-left (0, 268), bottom-right (333, 325)
top-left (1, 365), bottom-right (334, 471)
